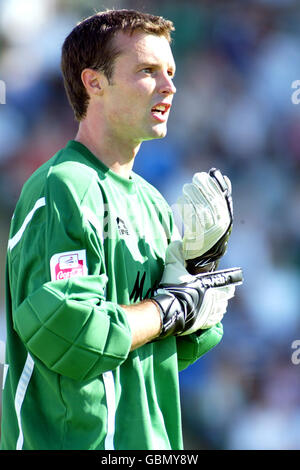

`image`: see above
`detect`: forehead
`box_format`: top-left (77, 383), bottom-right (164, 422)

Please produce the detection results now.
top-left (113, 31), bottom-right (175, 69)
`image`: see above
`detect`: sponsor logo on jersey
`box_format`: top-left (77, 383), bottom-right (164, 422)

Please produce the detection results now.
top-left (50, 250), bottom-right (87, 281)
top-left (116, 217), bottom-right (129, 236)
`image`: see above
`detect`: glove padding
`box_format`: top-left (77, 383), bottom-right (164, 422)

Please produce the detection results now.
top-left (176, 168), bottom-right (233, 273)
top-left (152, 265), bottom-right (243, 339)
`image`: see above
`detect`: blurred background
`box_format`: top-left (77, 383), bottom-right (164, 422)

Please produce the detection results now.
top-left (1, 0), bottom-right (300, 450)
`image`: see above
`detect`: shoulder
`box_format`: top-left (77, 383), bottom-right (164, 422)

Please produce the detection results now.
top-left (17, 145), bottom-right (102, 220)
top-left (47, 155), bottom-right (99, 195)
top-left (23, 145), bottom-right (98, 191)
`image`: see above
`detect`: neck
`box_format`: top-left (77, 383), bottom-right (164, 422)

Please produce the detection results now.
top-left (75, 119), bottom-right (141, 179)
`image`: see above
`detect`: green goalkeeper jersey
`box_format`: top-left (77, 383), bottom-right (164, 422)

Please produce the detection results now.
top-left (0, 140), bottom-right (223, 450)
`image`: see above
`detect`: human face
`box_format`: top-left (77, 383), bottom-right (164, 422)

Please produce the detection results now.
top-left (102, 31), bottom-right (176, 145)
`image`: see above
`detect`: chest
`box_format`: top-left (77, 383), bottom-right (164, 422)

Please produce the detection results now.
top-left (102, 193), bottom-right (169, 303)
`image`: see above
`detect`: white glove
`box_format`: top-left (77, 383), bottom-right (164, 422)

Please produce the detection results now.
top-left (180, 283), bottom-right (235, 335)
top-left (176, 169), bottom-right (233, 270)
top-left (159, 241), bottom-right (240, 334)
top-left (160, 240), bottom-right (194, 285)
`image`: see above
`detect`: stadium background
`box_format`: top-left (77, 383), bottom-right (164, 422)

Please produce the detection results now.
top-left (0, 0), bottom-right (300, 450)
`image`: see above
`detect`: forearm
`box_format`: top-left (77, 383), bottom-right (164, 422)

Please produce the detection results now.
top-left (122, 299), bottom-right (162, 351)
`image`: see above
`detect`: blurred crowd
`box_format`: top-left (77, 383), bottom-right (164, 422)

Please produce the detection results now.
top-left (1, 0), bottom-right (300, 450)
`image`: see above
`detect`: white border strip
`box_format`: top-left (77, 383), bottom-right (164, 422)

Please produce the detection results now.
top-left (81, 206), bottom-right (104, 243)
top-left (15, 353), bottom-right (34, 450)
top-left (8, 197), bottom-right (46, 251)
top-left (2, 364), bottom-right (9, 390)
top-left (102, 371), bottom-right (116, 450)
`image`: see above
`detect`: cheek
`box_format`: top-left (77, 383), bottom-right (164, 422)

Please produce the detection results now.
top-left (113, 97), bottom-right (147, 125)
top-left (107, 81), bottom-right (153, 126)
top-left (110, 104), bottom-right (140, 127)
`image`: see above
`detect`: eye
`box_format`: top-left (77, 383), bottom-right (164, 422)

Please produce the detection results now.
top-left (141, 67), bottom-right (153, 74)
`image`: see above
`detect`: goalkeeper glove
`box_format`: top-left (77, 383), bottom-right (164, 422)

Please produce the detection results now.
top-left (151, 241), bottom-right (243, 339)
top-left (152, 265), bottom-right (242, 339)
top-left (176, 168), bottom-right (233, 274)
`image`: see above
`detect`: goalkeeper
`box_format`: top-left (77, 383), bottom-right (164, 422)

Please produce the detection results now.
top-left (0, 10), bottom-right (242, 450)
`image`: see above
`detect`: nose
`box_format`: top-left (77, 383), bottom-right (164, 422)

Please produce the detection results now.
top-left (158, 73), bottom-right (176, 96)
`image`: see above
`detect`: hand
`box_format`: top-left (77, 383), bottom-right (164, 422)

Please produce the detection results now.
top-left (176, 168), bottom-right (233, 273)
top-left (152, 242), bottom-right (243, 338)
top-left (152, 266), bottom-right (242, 338)
top-left (179, 267), bottom-right (242, 335)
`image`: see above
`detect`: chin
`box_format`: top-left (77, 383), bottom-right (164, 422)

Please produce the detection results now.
top-left (152, 125), bottom-right (168, 139)
top-left (140, 124), bottom-right (168, 142)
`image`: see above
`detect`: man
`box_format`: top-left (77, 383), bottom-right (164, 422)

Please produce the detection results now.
top-left (0, 10), bottom-right (240, 450)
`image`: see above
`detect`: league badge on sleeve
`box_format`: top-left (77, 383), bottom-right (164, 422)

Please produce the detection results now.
top-left (50, 250), bottom-right (88, 281)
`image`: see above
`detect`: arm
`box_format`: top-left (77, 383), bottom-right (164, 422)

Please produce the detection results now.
top-left (122, 300), bottom-right (162, 351)
top-left (176, 323), bottom-right (224, 371)
top-left (12, 170), bottom-right (134, 381)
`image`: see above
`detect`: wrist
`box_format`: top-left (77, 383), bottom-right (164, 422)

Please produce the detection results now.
top-left (148, 298), bottom-right (163, 336)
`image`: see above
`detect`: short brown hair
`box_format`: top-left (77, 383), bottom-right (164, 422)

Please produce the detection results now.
top-left (61, 9), bottom-right (175, 121)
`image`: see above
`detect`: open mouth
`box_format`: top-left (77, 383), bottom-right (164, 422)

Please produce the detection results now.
top-left (151, 103), bottom-right (171, 115)
top-left (151, 102), bottom-right (171, 122)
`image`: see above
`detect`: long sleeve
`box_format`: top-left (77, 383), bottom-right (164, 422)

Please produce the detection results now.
top-left (176, 323), bottom-right (223, 371)
top-left (11, 164), bottom-right (132, 381)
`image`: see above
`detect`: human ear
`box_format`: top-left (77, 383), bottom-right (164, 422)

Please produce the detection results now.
top-left (81, 68), bottom-right (108, 97)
